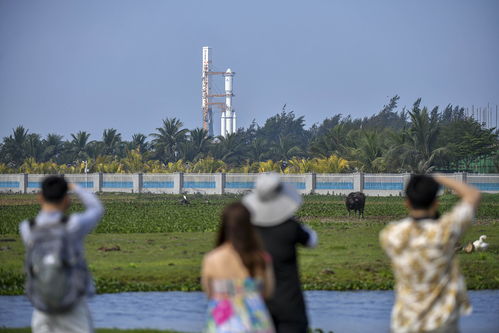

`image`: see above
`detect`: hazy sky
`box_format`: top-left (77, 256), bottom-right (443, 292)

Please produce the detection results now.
top-left (1, 0), bottom-right (498, 140)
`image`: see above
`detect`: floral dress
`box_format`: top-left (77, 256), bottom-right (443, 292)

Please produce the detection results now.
top-left (204, 278), bottom-right (275, 333)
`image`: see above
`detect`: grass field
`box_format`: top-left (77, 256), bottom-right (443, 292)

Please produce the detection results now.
top-left (1, 193), bottom-right (498, 295)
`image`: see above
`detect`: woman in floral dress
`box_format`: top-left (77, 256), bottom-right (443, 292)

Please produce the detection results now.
top-left (201, 202), bottom-right (275, 333)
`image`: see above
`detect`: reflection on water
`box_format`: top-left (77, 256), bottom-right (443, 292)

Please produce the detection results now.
top-left (1, 290), bottom-right (498, 333)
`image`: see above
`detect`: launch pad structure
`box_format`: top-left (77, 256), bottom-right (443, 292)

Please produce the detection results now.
top-left (202, 46), bottom-right (235, 138)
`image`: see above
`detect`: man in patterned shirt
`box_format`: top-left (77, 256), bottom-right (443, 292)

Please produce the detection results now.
top-left (380, 174), bottom-right (481, 333)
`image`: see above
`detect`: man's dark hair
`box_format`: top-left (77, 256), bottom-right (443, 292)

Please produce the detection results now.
top-left (405, 175), bottom-right (440, 209)
top-left (41, 176), bottom-right (68, 203)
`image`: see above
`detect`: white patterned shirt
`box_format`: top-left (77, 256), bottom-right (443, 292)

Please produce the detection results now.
top-left (380, 202), bottom-right (474, 333)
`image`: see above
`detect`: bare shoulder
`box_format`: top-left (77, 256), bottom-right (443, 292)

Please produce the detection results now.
top-left (203, 245), bottom-right (230, 263)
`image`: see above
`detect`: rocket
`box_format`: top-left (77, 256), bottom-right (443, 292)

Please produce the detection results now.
top-left (222, 68), bottom-right (235, 137)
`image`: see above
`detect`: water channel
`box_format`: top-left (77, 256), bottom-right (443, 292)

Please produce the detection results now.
top-left (1, 290), bottom-right (498, 332)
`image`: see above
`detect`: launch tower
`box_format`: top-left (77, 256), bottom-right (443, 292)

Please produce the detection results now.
top-left (201, 47), bottom-right (235, 137)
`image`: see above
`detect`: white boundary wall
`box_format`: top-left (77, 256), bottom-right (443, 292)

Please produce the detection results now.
top-left (0, 173), bottom-right (498, 195)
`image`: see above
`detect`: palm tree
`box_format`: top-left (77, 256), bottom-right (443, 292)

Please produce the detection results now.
top-left (1, 126), bottom-right (29, 167)
top-left (285, 157), bottom-right (315, 173)
top-left (130, 133), bottom-right (150, 154)
top-left (150, 118), bottom-right (189, 163)
top-left (313, 155), bottom-right (349, 173)
top-left (348, 131), bottom-right (386, 172)
top-left (381, 130), bottom-right (410, 172)
top-left (213, 133), bottom-right (248, 165)
top-left (70, 131), bottom-right (91, 161)
top-left (257, 160), bottom-right (280, 172)
top-left (272, 135), bottom-right (302, 161)
top-left (189, 128), bottom-right (212, 160)
top-left (42, 134), bottom-right (64, 162)
top-left (400, 105), bottom-right (446, 173)
top-left (247, 137), bottom-right (269, 162)
top-left (102, 128), bottom-right (123, 156)
top-left (191, 157), bottom-right (226, 173)
top-left (122, 149), bottom-right (145, 173)
top-left (310, 123), bottom-right (350, 158)
top-left (25, 133), bottom-right (43, 161)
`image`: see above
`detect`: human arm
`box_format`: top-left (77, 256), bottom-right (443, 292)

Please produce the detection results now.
top-left (67, 183), bottom-right (104, 236)
top-left (433, 174), bottom-right (481, 209)
top-left (433, 174), bottom-right (479, 238)
top-left (19, 220), bottom-right (30, 245)
top-left (261, 252), bottom-right (275, 299)
top-left (296, 221), bottom-right (318, 248)
top-left (201, 255), bottom-right (212, 298)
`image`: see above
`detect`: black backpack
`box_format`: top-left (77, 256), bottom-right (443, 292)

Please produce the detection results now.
top-left (25, 216), bottom-right (88, 313)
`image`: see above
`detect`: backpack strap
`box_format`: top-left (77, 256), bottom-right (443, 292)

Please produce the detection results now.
top-left (28, 215), bottom-right (69, 229)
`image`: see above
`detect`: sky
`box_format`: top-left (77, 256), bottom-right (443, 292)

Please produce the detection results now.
top-left (0, 0), bottom-right (498, 140)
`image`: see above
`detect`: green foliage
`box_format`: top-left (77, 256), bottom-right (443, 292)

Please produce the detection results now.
top-left (1, 194), bottom-right (498, 235)
top-left (1, 97), bottom-right (497, 173)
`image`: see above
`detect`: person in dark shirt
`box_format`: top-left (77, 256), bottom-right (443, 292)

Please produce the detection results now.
top-left (243, 173), bottom-right (317, 333)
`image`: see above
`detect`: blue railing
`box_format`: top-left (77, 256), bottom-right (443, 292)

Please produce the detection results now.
top-left (316, 182), bottom-right (353, 190)
top-left (143, 181), bottom-right (174, 188)
top-left (102, 182), bottom-right (133, 188)
top-left (76, 181), bottom-right (94, 188)
top-left (226, 182), bottom-right (255, 189)
top-left (183, 181), bottom-right (216, 189)
top-left (0, 181), bottom-right (20, 188)
top-left (364, 182), bottom-right (403, 190)
top-left (470, 183), bottom-right (499, 191)
top-left (284, 182), bottom-right (306, 190)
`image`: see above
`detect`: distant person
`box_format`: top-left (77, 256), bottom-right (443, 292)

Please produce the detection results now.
top-left (380, 174), bottom-right (481, 333)
top-left (20, 176), bottom-right (104, 333)
top-left (243, 173), bottom-right (318, 333)
top-left (201, 202), bottom-right (275, 333)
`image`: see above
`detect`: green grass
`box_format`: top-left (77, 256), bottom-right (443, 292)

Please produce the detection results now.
top-left (1, 193), bottom-right (497, 234)
top-left (1, 193), bottom-right (498, 294)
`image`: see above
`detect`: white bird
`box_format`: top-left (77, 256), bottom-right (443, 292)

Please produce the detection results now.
top-left (473, 235), bottom-right (489, 251)
top-left (180, 195), bottom-right (189, 205)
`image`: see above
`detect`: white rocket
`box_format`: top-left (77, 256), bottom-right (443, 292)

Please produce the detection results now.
top-left (222, 68), bottom-right (236, 137)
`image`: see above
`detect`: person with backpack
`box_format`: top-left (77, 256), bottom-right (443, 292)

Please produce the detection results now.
top-left (242, 173), bottom-right (318, 333)
top-left (20, 175), bottom-right (104, 333)
top-left (380, 174), bottom-right (481, 333)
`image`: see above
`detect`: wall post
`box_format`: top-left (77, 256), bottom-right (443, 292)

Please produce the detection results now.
top-left (215, 173), bottom-right (225, 195)
top-left (353, 172), bottom-right (364, 192)
top-left (456, 172), bottom-right (467, 184)
top-left (133, 173), bottom-right (143, 193)
top-left (305, 173), bottom-right (316, 194)
top-left (173, 172), bottom-right (183, 194)
top-left (93, 173), bottom-right (103, 192)
top-left (403, 173), bottom-right (411, 191)
top-left (20, 173), bottom-right (28, 194)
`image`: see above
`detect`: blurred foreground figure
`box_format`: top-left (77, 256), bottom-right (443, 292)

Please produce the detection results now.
top-left (201, 202), bottom-right (275, 333)
top-left (243, 173), bottom-right (317, 333)
top-left (380, 174), bottom-right (481, 333)
top-left (20, 176), bottom-right (104, 333)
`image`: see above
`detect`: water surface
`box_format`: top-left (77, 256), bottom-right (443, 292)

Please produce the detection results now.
top-left (1, 290), bottom-right (498, 332)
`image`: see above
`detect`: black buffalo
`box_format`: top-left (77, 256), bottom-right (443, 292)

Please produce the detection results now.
top-left (346, 192), bottom-right (366, 218)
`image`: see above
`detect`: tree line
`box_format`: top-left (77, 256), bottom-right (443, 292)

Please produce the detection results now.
top-left (1, 96), bottom-right (498, 174)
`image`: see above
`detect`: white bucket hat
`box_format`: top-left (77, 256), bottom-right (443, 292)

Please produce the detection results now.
top-left (242, 173), bottom-right (303, 226)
